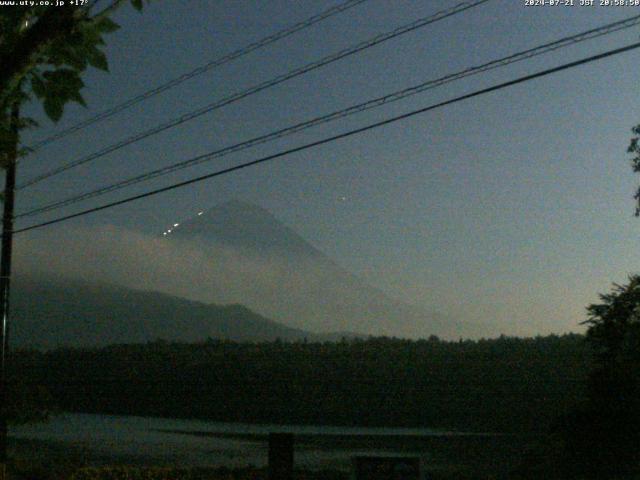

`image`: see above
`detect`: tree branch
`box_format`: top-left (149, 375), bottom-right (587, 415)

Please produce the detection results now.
top-left (0, 8), bottom-right (79, 111)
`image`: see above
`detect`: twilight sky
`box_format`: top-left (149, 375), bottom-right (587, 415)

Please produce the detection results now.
top-left (13, 0), bottom-right (640, 338)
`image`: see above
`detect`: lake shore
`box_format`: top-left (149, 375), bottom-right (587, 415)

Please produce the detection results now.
top-left (8, 413), bottom-right (546, 479)
top-left (7, 436), bottom-right (523, 480)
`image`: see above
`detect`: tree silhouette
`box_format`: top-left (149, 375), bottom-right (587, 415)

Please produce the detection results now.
top-left (0, 0), bottom-right (150, 167)
top-left (0, 0), bottom-right (151, 437)
top-left (627, 125), bottom-right (640, 216)
top-left (555, 276), bottom-right (640, 478)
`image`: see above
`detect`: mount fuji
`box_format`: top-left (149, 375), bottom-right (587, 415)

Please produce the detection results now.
top-left (162, 200), bottom-right (459, 339)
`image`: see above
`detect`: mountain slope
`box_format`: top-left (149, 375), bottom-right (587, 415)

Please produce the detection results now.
top-left (168, 200), bottom-right (325, 260)
top-left (10, 276), bottom-right (314, 348)
top-left (165, 200), bottom-right (459, 338)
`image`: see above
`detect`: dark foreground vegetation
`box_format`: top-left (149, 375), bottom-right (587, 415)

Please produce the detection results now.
top-left (2, 436), bottom-right (540, 480)
top-left (8, 438), bottom-right (347, 480)
top-left (11, 334), bottom-right (588, 434)
top-left (7, 328), bottom-right (640, 478)
top-left (8, 275), bottom-right (640, 479)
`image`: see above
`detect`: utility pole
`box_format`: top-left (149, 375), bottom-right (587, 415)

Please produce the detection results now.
top-left (0, 102), bottom-right (19, 480)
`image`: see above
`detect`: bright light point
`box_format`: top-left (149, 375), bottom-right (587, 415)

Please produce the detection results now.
top-left (173, 223), bottom-right (179, 227)
top-left (198, 211), bottom-right (203, 216)
top-left (167, 229), bottom-right (172, 233)
top-left (163, 232), bottom-right (167, 236)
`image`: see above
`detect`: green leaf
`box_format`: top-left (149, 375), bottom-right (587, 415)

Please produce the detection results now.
top-left (93, 16), bottom-right (120, 34)
top-left (17, 116), bottom-right (38, 130)
top-left (48, 43), bottom-right (89, 71)
top-left (86, 47), bottom-right (109, 72)
top-left (70, 89), bottom-right (87, 108)
top-left (43, 68), bottom-right (85, 94)
top-left (30, 74), bottom-right (46, 99)
top-left (37, 68), bottom-right (88, 121)
top-left (43, 96), bottom-right (64, 122)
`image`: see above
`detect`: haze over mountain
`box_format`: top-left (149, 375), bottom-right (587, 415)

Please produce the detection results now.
top-left (162, 200), bottom-right (462, 338)
top-left (10, 276), bottom-right (320, 348)
top-left (15, 200), bottom-right (470, 340)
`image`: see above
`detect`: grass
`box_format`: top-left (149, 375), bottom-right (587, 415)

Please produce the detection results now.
top-left (6, 434), bottom-right (534, 480)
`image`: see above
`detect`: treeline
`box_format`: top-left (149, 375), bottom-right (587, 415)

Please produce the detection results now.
top-left (10, 334), bottom-right (590, 433)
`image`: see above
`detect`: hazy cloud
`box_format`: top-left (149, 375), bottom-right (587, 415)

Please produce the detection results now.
top-left (14, 224), bottom-right (461, 338)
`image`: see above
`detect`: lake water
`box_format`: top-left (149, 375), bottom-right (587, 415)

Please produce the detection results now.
top-left (9, 413), bottom-right (468, 470)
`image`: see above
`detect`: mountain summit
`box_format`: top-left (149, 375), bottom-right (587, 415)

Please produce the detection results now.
top-left (167, 200), bottom-right (325, 260)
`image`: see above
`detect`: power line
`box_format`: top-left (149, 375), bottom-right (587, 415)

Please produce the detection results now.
top-left (17, 0), bottom-right (491, 190)
top-left (14, 40), bottom-right (640, 235)
top-left (26, 0), bottom-right (370, 151)
top-left (16, 13), bottom-right (640, 220)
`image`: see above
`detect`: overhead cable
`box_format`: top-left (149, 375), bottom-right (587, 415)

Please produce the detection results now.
top-left (26, 0), bottom-right (370, 151)
top-left (16, 13), bottom-right (640, 219)
top-left (17, 0), bottom-right (491, 190)
top-left (14, 40), bottom-right (640, 234)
